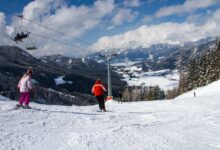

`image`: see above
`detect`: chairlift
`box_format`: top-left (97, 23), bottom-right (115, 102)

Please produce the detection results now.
top-left (11, 15), bottom-right (30, 43)
top-left (26, 38), bottom-right (37, 50)
top-left (26, 45), bottom-right (37, 51)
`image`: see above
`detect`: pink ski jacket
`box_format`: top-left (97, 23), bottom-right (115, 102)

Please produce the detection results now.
top-left (18, 74), bottom-right (33, 93)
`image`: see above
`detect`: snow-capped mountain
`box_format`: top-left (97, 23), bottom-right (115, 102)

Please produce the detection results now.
top-left (88, 38), bottom-right (219, 90)
top-left (41, 54), bottom-right (108, 77)
top-left (90, 37), bottom-right (218, 70)
top-left (41, 54), bottom-right (126, 93)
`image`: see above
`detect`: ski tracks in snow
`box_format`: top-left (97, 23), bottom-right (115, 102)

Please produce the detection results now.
top-left (1, 98), bottom-right (220, 150)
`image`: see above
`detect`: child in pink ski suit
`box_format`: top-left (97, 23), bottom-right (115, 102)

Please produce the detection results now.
top-left (17, 69), bottom-right (33, 108)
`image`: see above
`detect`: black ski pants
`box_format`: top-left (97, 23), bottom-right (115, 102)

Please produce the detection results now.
top-left (96, 95), bottom-right (105, 110)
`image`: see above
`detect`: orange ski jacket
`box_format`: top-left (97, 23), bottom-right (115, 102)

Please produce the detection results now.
top-left (92, 80), bottom-right (107, 96)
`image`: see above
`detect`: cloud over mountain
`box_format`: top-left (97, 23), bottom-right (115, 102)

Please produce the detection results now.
top-left (92, 9), bottom-right (220, 51)
top-left (0, 0), bottom-right (219, 56)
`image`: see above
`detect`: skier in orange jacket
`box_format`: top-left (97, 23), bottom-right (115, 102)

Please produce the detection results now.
top-left (92, 79), bottom-right (107, 112)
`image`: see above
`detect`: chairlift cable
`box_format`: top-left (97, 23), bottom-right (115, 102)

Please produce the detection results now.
top-left (31, 32), bottom-right (85, 51)
top-left (22, 17), bottom-right (91, 46)
top-left (0, 22), bottom-right (85, 51)
top-left (0, 7), bottom-right (92, 46)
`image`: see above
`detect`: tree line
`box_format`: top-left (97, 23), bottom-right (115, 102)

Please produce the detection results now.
top-left (121, 85), bottom-right (165, 101)
top-left (167, 40), bottom-right (220, 99)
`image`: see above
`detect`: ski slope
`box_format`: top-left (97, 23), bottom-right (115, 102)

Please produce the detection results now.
top-left (1, 81), bottom-right (220, 150)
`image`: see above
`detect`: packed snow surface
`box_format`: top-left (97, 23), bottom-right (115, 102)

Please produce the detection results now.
top-left (0, 95), bottom-right (9, 101)
top-left (1, 80), bottom-right (220, 150)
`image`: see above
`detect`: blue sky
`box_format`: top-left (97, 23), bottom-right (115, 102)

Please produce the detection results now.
top-left (1, 1), bottom-right (185, 29)
top-left (0, 0), bottom-right (219, 57)
top-left (1, 0), bottom-right (190, 32)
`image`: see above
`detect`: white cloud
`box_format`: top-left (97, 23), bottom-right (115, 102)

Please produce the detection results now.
top-left (10, 0), bottom-right (115, 57)
top-left (124, 0), bottom-right (141, 7)
top-left (22, 0), bottom-right (64, 22)
top-left (186, 12), bottom-right (213, 24)
top-left (92, 9), bottom-right (220, 51)
top-left (0, 13), bottom-right (12, 45)
top-left (156, 0), bottom-right (217, 18)
top-left (111, 8), bottom-right (138, 26)
top-left (141, 15), bottom-right (154, 24)
top-left (186, 13), bottom-right (203, 23)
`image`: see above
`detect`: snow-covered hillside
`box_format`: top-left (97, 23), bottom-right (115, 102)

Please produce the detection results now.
top-left (1, 80), bottom-right (220, 150)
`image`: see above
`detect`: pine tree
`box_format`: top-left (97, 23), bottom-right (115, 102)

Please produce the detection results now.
top-left (178, 72), bottom-right (188, 94)
top-left (187, 58), bottom-right (199, 91)
top-left (176, 49), bottom-right (185, 74)
top-left (122, 87), bottom-right (131, 102)
top-left (211, 41), bottom-right (220, 81)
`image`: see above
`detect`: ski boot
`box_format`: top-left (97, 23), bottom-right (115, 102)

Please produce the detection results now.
top-left (16, 104), bottom-right (23, 108)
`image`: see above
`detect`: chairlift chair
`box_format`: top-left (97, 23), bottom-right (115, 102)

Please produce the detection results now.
top-left (12, 26), bottom-right (30, 42)
top-left (26, 45), bottom-right (37, 50)
top-left (11, 15), bottom-right (30, 43)
top-left (26, 38), bottom-right (37, 50)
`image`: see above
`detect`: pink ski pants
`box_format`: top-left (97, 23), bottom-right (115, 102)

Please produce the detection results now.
top-left (18, 92), bottom-right (30, 105)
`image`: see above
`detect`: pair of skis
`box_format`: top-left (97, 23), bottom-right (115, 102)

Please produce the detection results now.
top-left (14, 105), bottom-right (41, 111)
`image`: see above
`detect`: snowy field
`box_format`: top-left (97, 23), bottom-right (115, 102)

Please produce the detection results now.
top-left (112, 60), bottom-right (180, 90)
top-left (121, 70), bottom-right (179, 90)
top-left (1, 80), bottom-right (220, 150)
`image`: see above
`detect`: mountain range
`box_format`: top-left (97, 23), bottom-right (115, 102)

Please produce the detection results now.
top-left (0, 46), bottom-right (124, 105)
top-left (0, 37), bottom-right (218, 105)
